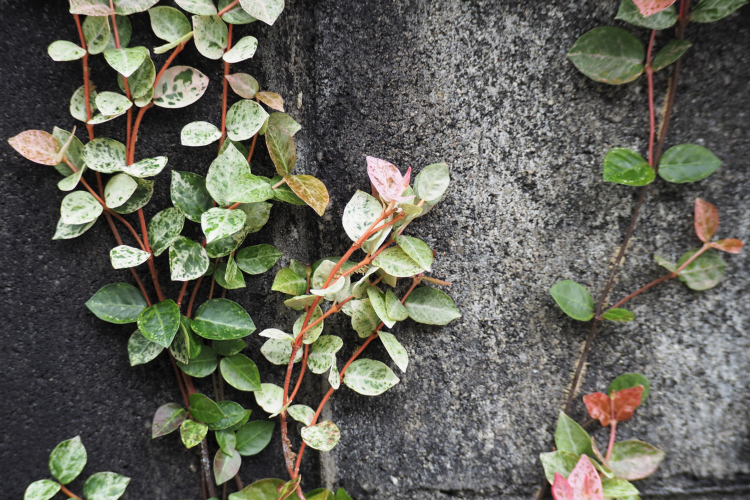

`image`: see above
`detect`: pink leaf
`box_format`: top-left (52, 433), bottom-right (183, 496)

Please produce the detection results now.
top-left (567, 455), bottom-right (604, 500)
top-left (710, 238), bottom-right (743, 254)
top-left (366, 156), bottom-right (414, 203)
top-left (632, 0), bottom-right (678, 16)
top-left (612, 385), bottom-right (644, 422)
top-left (551, 473), bottom-right (576, 500)
top-left (694, 198), bottom-right (719, 242)
top-left (583, 392), bottom-right (611, 427)
top-left (8, 130), bottom-right (61, 166)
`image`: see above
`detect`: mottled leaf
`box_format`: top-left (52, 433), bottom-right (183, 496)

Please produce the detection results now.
top-left (652, 39), bottom-right (692, 72)
top-left (301, 421), bottom-right (340, 451)
top-left (677, 249), bottom-right (726, 290)
top-left (122, 156), bottom-right (168, 178)
top-left (403, 286), bottom-right (460, 325)
top-left (710, 238), bottom-right (743, 254)
top-left (342, 190), bottom-right (383, 243)
top-left (8, 130), bottom-right (60, 166)
top-left (379, 332), bottom-right (408, 373)
top-left (214, 449), bottom-right (241, 485)
top-left (182, 121), bottom-right (222, 146)
top-left (194, 14), bottom-right (228, 59)
top-left (83, 137), bottom-right (126, 173)
top-left (308, 335), bottom-right (342, 374)
top-left (205, 202), bottom-right (272, 258)
top-left (82, 472), bottom-right (130, 500)
top-left (260, 337), bottom-right (301, 365)
top-left (539, 450), bottom-right (579, 484)
top-left (414, 162), bottom-right (450, 203)
top-left (110, 244), bottom-right (150, 269)
top-left (70, 85), bottom-right (98, 122)
top-left (235, 244), bottom-right (282, 275)
top-left (68, 0), bottom-right (112, 16)
top-left (219, 0), bottom-right (257, 23)
top-left (209, 401), bottom-right (249, 430)
top-left (103, 46), bottom-right (149, 77)
top-left (554, 412), bottom-right (594, 457)
top-left (266, 124), bottom-right (296, 175)
top-left (171, 316), bottom-right (202, 363)
top-left (630, 0), bottom-right (678, 16)
top-left (149, 6), bottom-right (191, 42)
top-left (294, 305), bottom-right (325, 344)
top-left (154, 30), bottom-right (193, 54)
top-left (385, 288), bottom-right (408, 321)
top-left (82, 15), bottom-right (111, 54)
top-left (202, 208), bottom-right (247, 244)
top-left (238, 0), bottom-right (284, 25)
top-left (171, 170), bottom-right (213, 222)
top-left (192, 298), bottom-right (256, 340)
top-left (609, 440), bottom-right (666, 480)
top-left (148, 207), bottom-right (185, 257)
top-left (223, 35), bottom-right (258, 63)
top-left (180, 419), bottom-right (208, 448)
top-left (396, 235), bottom-right (433, 271)
top-left (151, 402), bottom-right (187, 437)
top-left (658, 144), bottom-right (721, 183)
top-left (48, 40), bottom-right (86, 61)
top-left (256, 91), bottom-right (284, 111)
top-left (176, 0), bottom-right (218, 15)
top-left (24, 480), bottom-right (60, 500)
top-left (154, 65), bottom-right (210, 108)
top-left (371, 247), bottom-right (422, 278)
top-left (350, 299), bottom-right (380, 337)
top-left (207, 144), bottom-right (274, 205)
top-left (226, 99), bottom-right (268, 141)
top-left (254, 383), bottom-right (284, 414)
top-left (694, 198), bottom-right (719, 242)
top-left (226, 73), bottom-right (259, 99)
top-left (343, 359), bottom-right (399, 396)
top-left (288, 405), bottom-right (315, 426)
top-left (272, 267), bottom-right (307, 296)
top-left (104, 173), bottom-right (138, 209)
top-left (567, 27), bottom-right (645, 84)
top-left (602, 148), bottom-right (654, 186)
top-left (49, 436), bottom-right (87, 485)
top-left (128, 329), bottom-right (164, 366)
top-left (284, 175), bottom-right (329, 216)
top-left (169, 236), bottom-right (210, 281)
top-left (115, 0), bottom-right (159, 15)
top-left (691, 0), bottom-right (748, 22)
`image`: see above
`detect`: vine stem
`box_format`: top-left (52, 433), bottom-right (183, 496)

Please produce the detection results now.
top-left (60, 485), bottom-right (83, 500)
top-left (219, 24), bottom-right (234, 150)
top-left (217, 0), bottom-right (240, 17)
top-left (72, 15), bottom-right (95, 140)
top-left (108, 1), bottom-right (132, 153)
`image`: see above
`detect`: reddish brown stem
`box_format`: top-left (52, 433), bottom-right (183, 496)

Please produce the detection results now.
top-left (169, 352), bottom-right (190, 407)
top-left (72, 15), bottom-right (95, 140)
top-left (217, 0), bottom-right (240, 17)
top-left (286, 345), bottom-right (310, 405)
top-left (177, 280), bottom-right (190, 307)
top-left (59, 485), bottom-right (83, 500)
top-left (186, 276), bottom-right (205, 319)
top-left (247, 133), bottom-right (259, 163)
top-left (646, 29), bottom-right (656, 166)
top-left (219, 24), bottom-right (234, 150)
top-left (129, 103), bottom-right (153, 165)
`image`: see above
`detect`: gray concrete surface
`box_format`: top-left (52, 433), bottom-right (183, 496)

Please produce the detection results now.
top-left (1, 0), bottom-right (748, 499)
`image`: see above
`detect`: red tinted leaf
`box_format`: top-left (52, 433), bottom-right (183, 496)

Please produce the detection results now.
top-left (551, 473), bottom-right (575, 500)
top-left (568, 455), bottom-right (604, 500)
top-left (612, 385), bottom-right (643, 422)
top-left (257, 91), bottom-right (284, 112)
top-left (8, 130), bottom-right (61, 166)
top-left (583, 392), bottom-right (611, 427)
top-left (694, 198), bottom-right (719, 242)
top-left (710, 238), bottom-right (743, 254)
top-left (632, 0), bottom-right (677, 16)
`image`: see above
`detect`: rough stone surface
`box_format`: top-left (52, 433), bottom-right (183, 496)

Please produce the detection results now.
top-left (1, 1), bottom-right (749, 499)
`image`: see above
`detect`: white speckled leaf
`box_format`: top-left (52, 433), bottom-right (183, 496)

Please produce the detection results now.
top-left (82, 16), bottom-right (110, 54)
top-left (87, 110), bottom-right (127, 125)
top-left (350, 299), bottom-right (380, 338)
top-left (148, 207), bottom-right (185, 257)
top-left (61, 191), bottom-right (102, 224)
top-left (82, 472), bottom-right (130, 500)
top-left (154, 31), bottom-right (194, 54)
top-left (176, 0), bottom-right (218, 14)
top-left (308, 335), bottom-right (343, 374)
top-left (219, 0), bottom-right (256, 23)
top-left (372, 247), bottom-right (424, 278)
top-left (83, 138), bottom-right (126, 173)
top-left (154, 65), bottom-right (210, 108)
top-left (385, 288), bottom-right (409, 321)
top-left (171, 170), bottom-right (213, 222)
top-left (223, 36), bottom-right (258, 63)
top-left (68, 0), bottom-right (112, 16)
top-left (205, 202), bottom-right (271, 258)
top-left (351, 266), bottom-right (379, 299)
top-left (24, 480), bottom-right (60, 500)
top-left (194, 14), bottom-right (228, 59)
top-left (367, 287), bottom-right (395, 328)
top-left (103, 46), bottom-right (149, 77)
top-left (225, 73), bottom-right (259, 99)
top-left (118, 55), bottom-right (155, 99)
top-left (52, 218), bottom-right (96, 240)
top-left (110, 245), bottom-right (150, 269)
top-left (301, 421), bottom-right (340, 452)
top-left (169, 236), bottom-right (210, 281)
top-left (378, 332), bottom-right (408, 373)
top-left (104, 173), bottom-right (138, 209)
top-left (238, 0), bottom-right (284, 25)
top-left (342, 190), bottom-right (383, 242)
top-left (310, 260), bottom-right (349, 300)
top-left (293, 305), bottom-right (324, 344)
top-left (180, 420), bottom-right (208, 449)
top-left (181, 121), bottom-right (222, 146)
top-left (122, 156), bottom-right (168, 178)
top-left (403, 286), bottom-right (461, 325)
top-left (328, 357), bottom-right (340, 389)
top-left (115, 0), bottom-right (159, 15)
top-left (137, 299), bottom-right (181, 347)
top-left (58, 165), bottom-right (87, 192)
top-left (206, 144), bottom-right (274, 205)
top-left (288, 405), bottom-right (314, 426)
top-left (70, 85), bottom-right (98, 122)
top-left (202, 208), bottom-right (247, 243)
top-left (260, 337), bottom-right (301, 365)
top-left (254, 383), bottom-right (284, 414)
top-left (343, 359), bottom-right (399, 396)
top-left (283, 294), bottom-right (316, 311)
top-left (95, 91), bottom-right (132, 116)
top-left (149, 6), bottom-right (191, 42)
top-left (48, 40), bottom-right (86, 61)
top-left (48, 436), bottom-right (87, 484)
top-left (127, 329), bottom-right (163, 366)
top-left (111, 177), bottom-right (154, 214)
top-left (259, 328), bottom-right (293, 340)
top-left (226, 99), bottom-right (268, 141)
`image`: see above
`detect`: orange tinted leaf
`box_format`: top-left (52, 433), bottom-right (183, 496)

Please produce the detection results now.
top-left (694, 198), bottom-right (719, 242)
top-left (632, 0), bottom-right (677, 16)
top-left (710, 238), bottom-right (743, 254)
top-left (583, 392), bottom-right (611, 427)
top-left (284, 175), bottom-right (329, 216)
top-left (612, 385), bottom-right (644, 422)
top-left (551, 473), bottom-right (575, 500)
top-left (8, 130), bottom-right (61, 166)
top-left (256, 91), bottom-right (284, 112)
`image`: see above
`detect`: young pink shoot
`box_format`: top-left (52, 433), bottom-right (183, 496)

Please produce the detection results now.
top-left (696, 198), bottom-right (744, 254)
top-left (551, 455), bottom-right (604, 500)
top-left (366, 156), bottom-right (414, 203)
top-left (632, 0), bottom-right (678, 16)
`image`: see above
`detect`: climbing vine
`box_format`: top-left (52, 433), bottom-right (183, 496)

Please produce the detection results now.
top-left (11, 2), bottom-right (458, 500)
top-left (540, 0), bottom-right (746, 499)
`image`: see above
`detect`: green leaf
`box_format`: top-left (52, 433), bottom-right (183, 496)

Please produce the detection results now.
top-left (148, 207), bottom-right (185, 257)
top-left (238, 0), bottom-right (284, 25)
top-left (691, 0), bottom-right (748, 22)
top-left (236, 244), bottom-right (282, 275)
top-left (301, 421), bottom-right (340, 451)
top-left (111, 177), bottom-right (154, 214)
top-left (82, 472), bottom-right (130, 500)
top-left (83, 138), bottom-right (126, 173)
top-left (372, 247), bottom-right (424, 278)
top-left (214, 448), bottom-right (241, 485)
top-left (137, 299), bottom-right (181, 347)
top-left (88, 109), bottom-right (127, 125)
top-left (70, 85), bottom-right (98, 122)
top-left (24, 480), bottom-right (61, 500)
top-left (58, 166), bottom-right (87, 192)
top-left (223, 36), bottom-right (259, 63)
top-left (176, 0), bottom-right (218, 15)
top-left (190, 393), bottom-right (226, 423)
top-left (235, 421), bottom-right (275, 456)
top-left (677, 248), bottom-right (726, 290)
top-left (272, 268), bottom-right (307, 296)
top-left (567, 27), bottom-right (645, 84)
top-left (288, 405), bottom-right (315, 426)
top-left (308, 335), bottom-right (343, 374)
top-left (294, 305), bottom-right (325, 344)
top-left (154, 30), bottom-right (194, 54)
top-left (182, 121), bottom-right (222, 146)
top-left (602, 478), bottom-right (640, 497)
top-left (654, 254), bottom-right (678, 273)
top-left (221, 354), bottom-right (262, 391)
top-left (602, 148), bottom-right (655, 186)
top-left (82, 16), bottom-right (111, 54)
top-left (284, 175), bottom-right (330, 216)
top-left (104, 173), bottom-right (138, 209)
top-left (396, 235), bottom-right (433, 271)
top-left (385, 288), bottom-right (408, 321)
top-left (95, 91), bottom-right (132, 116)
top-left (549, 280), bottom-right (594, 321)
top-left (103, 46), bottom-right (149, 77)
top-left (121, 156), bottom-right (168, 178)
top-left (154, 66), bottom-right (210, 108)
top-left (226, 73), bottom-right (259, 99)
top-left (343, 359), bottom-right (399, 396)
top-left (86, 283), bottom-right (147, 324)
top-left (60, 191), bottom-right (102, 225)
top-left (49, 436), bottom-right (87, 485)
top-left (206, 202), bottom-right (272, 258)
top-left (194, 14), bottom-right (228, 59)
top-left (216, 429), bottom-right (236, 456)
top-left (350, 299), bottom-right (380, 337)
top-left (342, 190), bottom-right (383, 243)
top-left (554, 412), bottom-right (594, 457)
top-left (171, 170), bottom-right (213, 222)
top-left (176, 346), bottom-right (218, 377)
top-left (215, 261), bottom-right (246, 290)
top-left (602, 308), bottom-right (635, 322)
top-left (171, 316), bottom-right (202, 363)
top-left (260, 337), bottom-right (301, 365)
top-left (219, 0), bottom-right (257, 23)
top-left (193, 299), bottom-right (257, 340)
top-left (151, 402), bottom-right (188, 437)
top-left (658, 144), bottom-right (721, 183)
top-left (609, 373), bottom-right (651, 401)
top-left (149, 6), bottom-right (191, 42)
top-left (306, 490), bottom-right (333, 500)
top-left (367, 287), bottom-right (395, 328)
top-left (609, 440), bottom-right (666, 480)
top-left (127, 329), bottom-right (164, 366)
top-left (230, 480), bottom-right (302, 500)
top-left (53, 219), bottom-right (97, 240)
top-left (169, 236), bottom-right (210, 281)
top-left (110, 245), bottom-right (151, 269)
top-left (616, 0), bottom-right (678, 29)
top-left (181, 419), bottom-right (208, 448)
top-left (213, 338), bottom-right (247, 356)
top-left (48, 40), bottom-right (86, 61)
top-left (379, 332), bottom-right (409, 373)
top-left (254, 383), bottom-right (284, 414)
top-left (652, 39), bottom-right (692, 72)
top-left (226, 100), bottom-right (269, 141)
top-left (209, 401), bottom-right (251, 430)
top-left (115, 0), bottom-right (159, 15)
top-left (202, 208), bottom-right (247, 244)
top-left (414, 163), bottom-right (450, 203)
top-left (265, 124), bottom-right (297, 176)
top-left (334, 489), bottom-right (352, 500)
top-left (207, 144), bottom-right (274, 205)
top-left (539, 450), bottom-right (579, 484)
top-left (52, 126), bottom-right (84, 173)
top-left (403, 286), bottom-right (460, 325)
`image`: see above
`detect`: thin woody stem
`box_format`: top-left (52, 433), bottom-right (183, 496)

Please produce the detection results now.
top-left (59, 485), bottom-right (83, 500)
top-left (219, 24), bottom-right (234, 150)
top-left (217, 0), bottom-right (240, 17)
